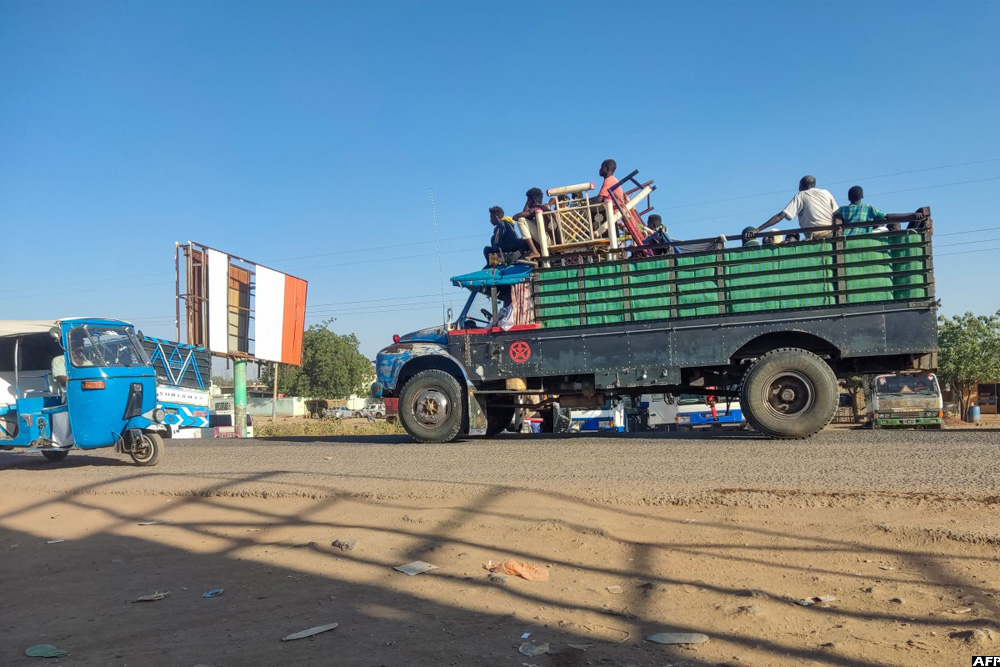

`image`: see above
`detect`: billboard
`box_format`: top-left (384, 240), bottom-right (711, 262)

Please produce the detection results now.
top-left (176, 242), bottom-right (307, 365)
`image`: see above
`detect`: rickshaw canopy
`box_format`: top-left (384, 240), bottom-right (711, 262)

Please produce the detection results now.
top-left (450, 264), bottom-right (533, 290)
top-left (0, 321), bottom-right (60, 339)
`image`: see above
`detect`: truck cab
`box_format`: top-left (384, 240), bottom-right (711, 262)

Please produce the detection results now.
top-left (867, 372), bottom-right (944, 429)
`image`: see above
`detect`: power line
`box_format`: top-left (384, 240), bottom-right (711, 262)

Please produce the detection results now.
top-left (670, 175), bottom-right (1000, 227)
top-left (937, 245), bottom-right (1000, 257)
top-left (307, 298), bottom-right (451, 315)
top-left (935, 226), bottom-right (1000, 237)
top-left (307, 292), bottom-right (442, 308)
top-left (261, 234), bottom-right (481, 265)
top-left (660, 157), bottom-right (1000, 211)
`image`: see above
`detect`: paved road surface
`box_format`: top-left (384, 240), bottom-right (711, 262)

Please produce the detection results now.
top-left (2, 428), bottom-right (998, 504)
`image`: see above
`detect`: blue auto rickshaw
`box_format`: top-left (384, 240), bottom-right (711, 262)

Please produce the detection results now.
top-left (0, 318), bottom-right (167, 465)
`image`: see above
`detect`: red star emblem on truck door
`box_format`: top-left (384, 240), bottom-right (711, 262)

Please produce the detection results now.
top-left (509, 340), bottom-right (531, 363)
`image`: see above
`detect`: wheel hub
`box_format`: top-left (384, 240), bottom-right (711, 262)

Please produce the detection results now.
top-left (762, 371), bottom-right (815, 419)
top-left (414, 389), bottom-right (450, 427)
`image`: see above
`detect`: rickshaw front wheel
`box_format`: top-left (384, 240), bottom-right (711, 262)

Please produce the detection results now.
top-left (130, 432), bottom-right (163, 467)
top-left (42, 450), bottom-right (69, 463)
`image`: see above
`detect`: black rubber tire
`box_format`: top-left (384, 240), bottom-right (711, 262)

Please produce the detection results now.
top-left (398, 370), bottom-right (464, 443)
top-left (375, 412), bottom-right (384, 419)
top-left (130, 432), bottom-right (163, 466)
top-left (739, 348), bottom-right (838, 439)
top-left (484, 407), bottom-right (515, 437)
top-left (42, 449), bottom-right (69, 462)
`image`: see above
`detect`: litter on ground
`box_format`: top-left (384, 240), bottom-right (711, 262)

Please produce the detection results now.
top-left (647, 632), bottom-right (710, 645)
top-left (25, 644), bottom-right (68, 658)
top-left (394, 561), bottom-right (438, 576)
top-left (133, 591), bottom-right (171, 602)
top-left (518, 642), bottom-right (551, 656)
top-left (202, 588), bottom-right (224, 598)
top-left (484, 559), bottom-right (549, 581)
top-left (281, 623), bottom-right (339, 641)
top-left (797, 595), bottom-right (837, 606)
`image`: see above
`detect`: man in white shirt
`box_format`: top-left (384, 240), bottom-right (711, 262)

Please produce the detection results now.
top-left (747, 175), bottom-right (838, 241)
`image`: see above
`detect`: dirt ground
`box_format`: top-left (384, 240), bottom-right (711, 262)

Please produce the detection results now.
top-left (2, 430), bottom-right (1000, 667)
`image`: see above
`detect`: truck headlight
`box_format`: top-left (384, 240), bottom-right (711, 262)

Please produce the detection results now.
top-left (153, 408), bottom-right (166, 423)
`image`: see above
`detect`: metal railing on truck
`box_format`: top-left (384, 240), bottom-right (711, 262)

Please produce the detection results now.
top-left (531, 216), bottom-right (934, 329)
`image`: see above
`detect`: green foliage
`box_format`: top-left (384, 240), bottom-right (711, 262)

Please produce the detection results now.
top-left (256, 418), bottom-right (403, 438)
top-left (261, 319), bottom-right (373, 398)
top-left (937, 311), bottom-right (1000, 416)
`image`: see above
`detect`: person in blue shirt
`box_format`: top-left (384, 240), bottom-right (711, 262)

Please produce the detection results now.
top-left (834, 186), bottom-right (927, 235)
top-left (643, 214), bottom-right (673, 255)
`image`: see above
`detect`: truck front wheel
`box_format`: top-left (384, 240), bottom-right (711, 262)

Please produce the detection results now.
top-left (740, 348), bottom-right (838, 439)
top-left (399, 370), bottom-right (464, 443)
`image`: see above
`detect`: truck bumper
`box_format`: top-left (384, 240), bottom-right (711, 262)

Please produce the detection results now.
top-left (874, 417), bottom-right (942, 428)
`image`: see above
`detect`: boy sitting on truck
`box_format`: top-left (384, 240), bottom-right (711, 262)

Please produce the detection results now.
top-left (833, 185), bottom-right (927, 235)
top-left (484, 205), bottom-right (533, 265)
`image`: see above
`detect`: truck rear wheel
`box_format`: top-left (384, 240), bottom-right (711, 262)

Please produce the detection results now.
top-left (484, 407), bottom-right (515, 437)
top-left (399, 370), bottom-right (464, 443)
top-left (740, 348), bottom-right (838, 439)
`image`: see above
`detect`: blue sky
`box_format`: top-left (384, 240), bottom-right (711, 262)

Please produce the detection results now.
top-left (2, 0), bottom-right (998, 363)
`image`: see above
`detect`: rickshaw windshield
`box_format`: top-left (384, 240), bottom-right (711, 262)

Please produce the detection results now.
top-left (68, 325), bottom-right (150, 368)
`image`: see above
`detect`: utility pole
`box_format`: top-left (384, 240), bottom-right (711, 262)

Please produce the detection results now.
top-left (272, 362), bottom-right (279, 421)
top-left (234, 359), bottom-right (247, 438)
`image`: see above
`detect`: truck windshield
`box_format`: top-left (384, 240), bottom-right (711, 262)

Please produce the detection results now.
top-left (676, 394), bottom-right (704, 406)
top-left (68, 325), bottom-right (150, 368)
top-left (456, 290), bottom-right (493, 329)
top-left (874, 374), bottom-right (939, 396)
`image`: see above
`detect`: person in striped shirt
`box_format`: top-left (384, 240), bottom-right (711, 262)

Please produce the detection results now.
top-left (833, 186), bottom-right (927, 235)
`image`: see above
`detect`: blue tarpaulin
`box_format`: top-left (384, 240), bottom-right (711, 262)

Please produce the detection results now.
top-left (450, 264), bottom-right (533, 289)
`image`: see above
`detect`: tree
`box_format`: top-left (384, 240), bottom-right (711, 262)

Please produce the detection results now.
top-left (937, 311), bottom-right (1000, 418)
top-left (260, 319), bottom-right (372, 398)
top-left (845, 375), bottom-right (868, 422)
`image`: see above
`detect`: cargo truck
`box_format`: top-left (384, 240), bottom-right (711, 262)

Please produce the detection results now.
top-left (373, 178), bottom-right (937, 443)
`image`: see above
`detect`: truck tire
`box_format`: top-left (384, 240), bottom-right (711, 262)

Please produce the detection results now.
top-left (739, 348), bottom-right (838, 439)
top-left (485, 407), bottom-right (515, 437)
top-left (399, 370), bottom-right (464, 443)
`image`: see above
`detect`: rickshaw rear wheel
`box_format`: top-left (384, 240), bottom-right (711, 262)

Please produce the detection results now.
top-left (130, 432), bottom-right (163, 467)
top-left (42, 450), bottom-right (69, 462)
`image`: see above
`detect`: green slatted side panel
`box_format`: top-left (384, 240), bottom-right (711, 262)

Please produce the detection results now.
top-left (624, 257), bottom-right (673, 322)
top-left (889, 232), bottom-right (928, 299)
top-left (676, 254), bottom-right (720, 316)
top-left (532, 233), bottom-right (929, 328)
top-left (534, 265), bottom-right (580, 328)
top-left (842, 237), bottom-right (893, 303)
top-left (535, 279), bottom-right (577, 294)
top-left (724, 245), bottom-right (834, 313)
